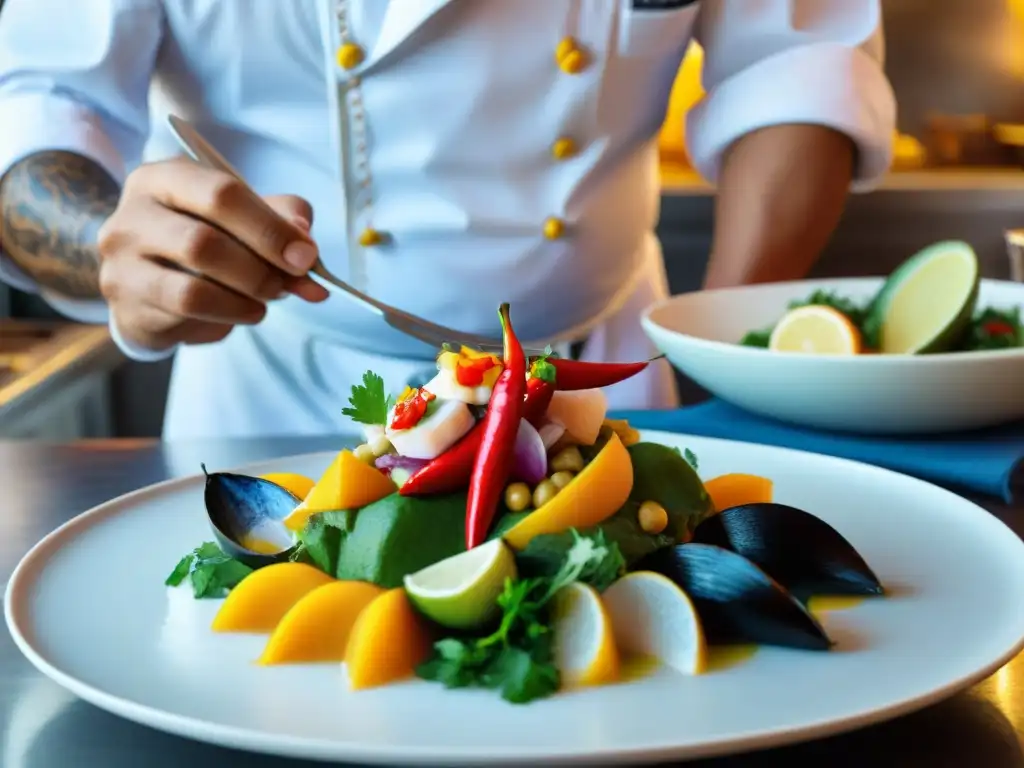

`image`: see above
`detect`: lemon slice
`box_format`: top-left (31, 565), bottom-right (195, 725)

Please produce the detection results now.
top-left (602, 571), bottom-right (707, 676)
top-left (551, 582), bottom-right (620, 687)
top-left (867, 240), bottom-right (979, 354)
top-left (402, 538), bottom-right (517, 631)
top-left (768, 305), bottom-right (862, 355)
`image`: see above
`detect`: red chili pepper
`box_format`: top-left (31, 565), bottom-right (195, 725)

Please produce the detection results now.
top-left (465, 304), bottom-right (526, 548)
top-left (984, 321), bottom-right (1015, 336)
top-left (389, 388), bottom-right (435, 431)
top-left (523, 376), bottom-right (554, 426)
top-left (541, 356), bottom-right (658, 390)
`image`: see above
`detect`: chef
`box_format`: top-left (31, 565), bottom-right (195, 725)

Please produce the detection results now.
top-left (0, 1), bottom-right (895, 440)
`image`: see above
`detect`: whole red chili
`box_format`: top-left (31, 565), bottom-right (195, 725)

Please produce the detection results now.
top-left (540, 356), bottom-right (659, 391)
top-left (465, 303), bottom-right (526, 548)
top-left (523, 377), bottom-right (554, 426)
top-left (399, 379), bottom-right (551, 497)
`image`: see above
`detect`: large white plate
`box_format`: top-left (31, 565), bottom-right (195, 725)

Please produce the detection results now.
top-left (6, 432), bottom-right (1024, 765)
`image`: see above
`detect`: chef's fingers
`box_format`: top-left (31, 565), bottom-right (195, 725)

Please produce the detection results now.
top-left (106, 200), bottom-right (286, 301)
top-left (112, 303), bottom-right (234, 351)
top-left (128, 157), bottom-right (321, 278)
top-left (102, 251), bottom-right (267, 326)
top-left (263, 194), bottom-right (315, 231)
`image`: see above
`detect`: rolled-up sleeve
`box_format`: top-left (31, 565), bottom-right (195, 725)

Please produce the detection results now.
top-left (0, 0), bottom-right (162, 322)
top-left (686, 0), bottom-right (896, 192)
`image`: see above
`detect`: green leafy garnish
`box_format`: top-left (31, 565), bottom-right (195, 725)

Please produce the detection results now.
top-left (289, 510), bottom-right (356, 574)
top-left (529, 351), bottom-right (557, 384)
top-left (683, 448), bottom-right (699, 470)
top-left (739, 328), bottom-right (773, 348)
top-left (341, 370), bottom-right (394, 426)
top-left (964, 306), bottom-right (1023, 351)
top-left (416, 530), bottom-right (625, 704)
top-left (165, 542), bottom-right (253, 599)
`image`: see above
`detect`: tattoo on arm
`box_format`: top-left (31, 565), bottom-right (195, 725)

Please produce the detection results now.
top-left (0, 150), bottom-right (121, 300)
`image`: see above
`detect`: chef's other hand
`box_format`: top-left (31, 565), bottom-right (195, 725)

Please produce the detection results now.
top-left (97, 157), bottom-right (330, 351)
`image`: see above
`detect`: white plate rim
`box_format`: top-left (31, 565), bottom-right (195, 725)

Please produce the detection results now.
top-left (6, 432), bottom-right (1024, 766)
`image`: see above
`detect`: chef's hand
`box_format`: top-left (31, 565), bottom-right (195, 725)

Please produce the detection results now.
top-left (97, 157), bottom-right (330, 351)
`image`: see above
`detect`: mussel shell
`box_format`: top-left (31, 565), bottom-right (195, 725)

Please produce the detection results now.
top-left (203, 466), bottom-right (300, 567)
top-left (692, 503), bottom-right (883, 601)
top-left (636, 543), bottom-right (832, 651)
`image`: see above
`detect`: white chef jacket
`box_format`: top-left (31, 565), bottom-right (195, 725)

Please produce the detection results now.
top-left (0, 0), bottom-right (895, 439)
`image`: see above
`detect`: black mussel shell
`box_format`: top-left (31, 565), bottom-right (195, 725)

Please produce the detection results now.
top-left (636, 543), bottom-right (832, 651)
top-left (692, 503), bottom-right (884, 601)
top-left (202, 464), bottom-right (300, 567)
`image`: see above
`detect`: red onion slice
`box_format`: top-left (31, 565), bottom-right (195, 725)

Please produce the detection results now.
top-left (374, 453), bottom-right (430, 477)
top-left (511, 418), bottom-right (548, 484)
top-left (537, 420), bottom-right (566, 451)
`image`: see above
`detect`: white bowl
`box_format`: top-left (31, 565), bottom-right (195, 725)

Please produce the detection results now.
top-left (642, 277), bottom-right (1024, 434)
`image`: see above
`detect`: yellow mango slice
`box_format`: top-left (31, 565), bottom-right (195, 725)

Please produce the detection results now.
top-left (503, 433), bottom-right (633, 551)
top-left (211, 562), bottom-right (334, 633)
top-left (345, 588), bottom-right (433, 690)
top-left (703, 473), bottom-right (774, 513)
top-left (258, 580), bottom-right (385, 665)
top-left (285, 450), bottom-right (396, 531)
top-left (259, 472), bottom-right (316, 500)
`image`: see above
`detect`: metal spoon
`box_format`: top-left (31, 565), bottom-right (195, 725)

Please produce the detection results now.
top-left (167, 114), bottom-right (544, 355)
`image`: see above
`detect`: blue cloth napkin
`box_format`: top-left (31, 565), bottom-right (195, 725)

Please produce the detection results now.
top-left (611, 399), bottom-right (1024, 503)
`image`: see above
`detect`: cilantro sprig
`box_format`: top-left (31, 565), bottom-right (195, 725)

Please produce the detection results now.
top-left (416, 530), bottom-right (625, 704)
top-left (341, 371), bottom-right (395, 426)
top-left (165, 542), bottom-right (253, 599)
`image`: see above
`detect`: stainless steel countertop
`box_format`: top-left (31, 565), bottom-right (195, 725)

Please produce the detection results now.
top-left (2, 438), bottom-right (1023, 767)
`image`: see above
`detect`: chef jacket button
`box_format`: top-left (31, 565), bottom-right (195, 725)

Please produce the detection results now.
top-left (358, 227), bottom-right (384, 246)
top-left (543, 217), bottom-right (566, 240)
top-left (336, 42), bottom-right (365, 70)
top-left (551, 137), bottom-right (578, 160)
top-left (555, 36), bottom-right (586, 74)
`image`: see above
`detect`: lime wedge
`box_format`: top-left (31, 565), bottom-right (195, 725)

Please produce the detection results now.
top-left (403, 538), bottom-right (517, 630)
top-left (867, 240), bottom-right (979, 354)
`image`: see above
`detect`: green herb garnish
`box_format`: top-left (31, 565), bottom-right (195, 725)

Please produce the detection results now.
top-left (683, 448), bottom-right (699, 470)
top-left (416, 530), bottom-right (625, 704)
top-left (530, 350), bottom-right (558, 384)
top-left (963, 306), bottom-right (1023, 351)
top-left (341, 370), bottom-right (394, 426)
top-left (165, 542), bottom-right (253, 599)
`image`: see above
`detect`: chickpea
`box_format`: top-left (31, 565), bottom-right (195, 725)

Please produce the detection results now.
top-left (549, 470), bottom-right (575, 490)
top-left (504, 482), bottom-right (532, 513)
top-left (638, 500), bottom-right (669, 535)
top-left (353, 443), bottom-right (377, 464)
top-left (532, 478), bottom-right (559, 509)
top-left (369, 435), bottom-right (394, 458)
top-left (550, 446), bottom-right (584, 473)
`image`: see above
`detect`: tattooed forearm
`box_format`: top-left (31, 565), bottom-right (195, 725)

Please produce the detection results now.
top-left (0, 150), bottom-right (121, 299)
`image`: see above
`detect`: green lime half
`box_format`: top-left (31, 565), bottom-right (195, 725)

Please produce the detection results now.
top-left (403, 538), bottom-right (517, 630)
top-left (866, 240), bottom-right (980, 354)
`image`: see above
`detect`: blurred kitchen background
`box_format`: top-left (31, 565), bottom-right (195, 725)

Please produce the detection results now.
top-left (2, 0), bottom-right (1024, 439)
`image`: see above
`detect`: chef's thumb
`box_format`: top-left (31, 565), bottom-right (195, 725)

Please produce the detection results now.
top-left (263, 194), bottom-right (314, 233)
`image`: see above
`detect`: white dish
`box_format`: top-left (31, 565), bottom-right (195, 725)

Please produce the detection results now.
top-left (642, 277), bottom-right (1024, 434)
top-left (6, 433), bottom-right (1024, 765)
